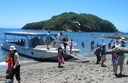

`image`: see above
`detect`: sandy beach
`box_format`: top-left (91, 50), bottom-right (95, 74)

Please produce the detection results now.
top-left (0, 54), bottom-right (128, 83)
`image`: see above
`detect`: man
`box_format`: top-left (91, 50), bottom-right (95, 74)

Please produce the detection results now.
top-left (114, 37), bottom-right (126, 77)
top-left (62, 35), bottom-right (68, 50)
top-left (59, 32), bottom-right (64, 44)
top-left (45, 31), bottom-right (52, 50)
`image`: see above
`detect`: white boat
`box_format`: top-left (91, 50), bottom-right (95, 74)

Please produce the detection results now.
top-left (1, 31), bottom-right (81, 61)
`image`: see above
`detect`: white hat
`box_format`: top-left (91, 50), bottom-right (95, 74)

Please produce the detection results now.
top-left (103, 43), bottom-right (106, 46)
top-left (120, 37), bottom-right (126, 42)
top-left (10, 46), bottom-right (16, 50)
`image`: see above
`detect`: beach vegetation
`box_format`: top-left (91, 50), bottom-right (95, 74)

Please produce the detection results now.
top-left (22, 12), bottom-right (118, 32)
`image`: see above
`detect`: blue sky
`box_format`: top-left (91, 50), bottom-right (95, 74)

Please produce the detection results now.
top-left (0, 0), bottom-right (128, 32)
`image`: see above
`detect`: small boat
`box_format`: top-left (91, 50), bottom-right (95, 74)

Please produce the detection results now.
top-left (1, 31), bottom-right (81, 61)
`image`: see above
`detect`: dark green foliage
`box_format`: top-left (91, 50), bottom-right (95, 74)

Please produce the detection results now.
top-left (22, 12), bottom-right (118, 32)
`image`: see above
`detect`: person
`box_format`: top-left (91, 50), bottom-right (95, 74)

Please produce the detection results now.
top-left (39, 36), bottom-right (44, 45)
top-left (113, 37), bottom-right (126, 77)
top-left (53, 34), bottom-right (59, 47)
top-left (126, 59), bottom-right (128, 64)
top-left (111, 41), bottom-right (118, 75)
top-left (58, 32), bottom-right (64, 44)
top-left (9, 46), bottom-right (21, 83)
top-left (5, 53), bottom-right (13, 75)
top-left (108, 40), bottom-right (113, 49)
top-left (101, 43), bottom-right (107, 67)
top-left (45, 31), bottom-right (52, 50)
top-left (52, 38), bottom-right (56, 47)
top-left (96, 42), bottom-right (99, 48)
top-left (58, 48), bottom-right (65, 68)
top-left (62, 35), bottom-right (68, 50)
top-left (94, 45), bottom-right (102, 64)
top-left (81, 41), bottom-right (85, 48)
top-left (91, 40), bottom-right (94, 51)
top-left (68, 39), bottom-right (76, 54)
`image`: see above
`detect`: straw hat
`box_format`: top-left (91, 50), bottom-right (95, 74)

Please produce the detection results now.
top-left (9, 46), bottom-right (16, 50)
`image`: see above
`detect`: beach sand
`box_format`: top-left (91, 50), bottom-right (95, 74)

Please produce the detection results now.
top-left (0, 54), bottom-right (128, 83)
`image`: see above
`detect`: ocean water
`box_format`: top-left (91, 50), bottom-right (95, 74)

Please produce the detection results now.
top-left (0, 28), bottom-right (126, 69)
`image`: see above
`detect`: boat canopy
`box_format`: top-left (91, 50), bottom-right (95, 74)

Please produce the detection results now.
top-left (4, 31), bottom-right (58, 48)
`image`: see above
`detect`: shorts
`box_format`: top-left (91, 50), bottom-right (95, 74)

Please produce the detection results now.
top-left (6, 68), bottom-right (12, 74)
top-left (112, 55), bottom-right (125, 66)
top-left (117, 55), bottom-right (125, 65)
top-left (112, 60), bottom-right (118, 66)
top-left (10, 65), bottom-right (21, 81)
top-left (101, 55), bottom-right (106, 58)
top-left (45, 40), bottom-right (51, 45)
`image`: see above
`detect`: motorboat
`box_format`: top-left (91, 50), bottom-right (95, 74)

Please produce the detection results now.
top-left (1, 31), bottom-right (81, 61)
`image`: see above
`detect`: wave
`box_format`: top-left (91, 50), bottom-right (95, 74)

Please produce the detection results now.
top-left (0, 62), bottom-right (7, 67)
top-left (0, 60), bottom-right (38, 70)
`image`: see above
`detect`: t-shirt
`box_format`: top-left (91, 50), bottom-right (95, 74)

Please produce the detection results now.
top-left (45, 33), bottom-right (51, 42)
top-left (101, 47), bottom-right (106, 55)
top-left (6, 57), bottom-right (13, 69)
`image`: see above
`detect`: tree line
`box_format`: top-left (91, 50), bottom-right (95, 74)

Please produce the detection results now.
top-left (22, 12), bottom-right (118, 32)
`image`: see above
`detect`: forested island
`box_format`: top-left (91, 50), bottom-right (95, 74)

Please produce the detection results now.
top-left (22, 12), bottom-right (118, 32)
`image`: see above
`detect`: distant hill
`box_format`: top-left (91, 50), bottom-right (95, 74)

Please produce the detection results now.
top-left (22, 12), bottom-right (118, 32)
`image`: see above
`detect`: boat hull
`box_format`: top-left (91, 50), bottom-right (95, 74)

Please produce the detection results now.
top-left (1, 43), bottom-right (72, 61)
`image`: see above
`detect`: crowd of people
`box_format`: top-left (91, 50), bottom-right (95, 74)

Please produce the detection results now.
top-left (93, 37), bottom-right (127, 78)
top-left (4, 32), bottom-right (128, 83)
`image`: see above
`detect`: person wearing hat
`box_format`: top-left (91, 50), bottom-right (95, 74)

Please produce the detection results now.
top-left (111, 37), bottom-right (126, 77)
top-left (120, 37), bottom-right (126, 47)
top-left (9, 46), bottom-right (21, 83)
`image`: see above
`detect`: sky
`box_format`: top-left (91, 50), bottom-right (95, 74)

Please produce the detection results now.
top-left (0, 0), bottom-right (128, 32)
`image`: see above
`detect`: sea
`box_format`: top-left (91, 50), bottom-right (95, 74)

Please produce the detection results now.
top-left (0, 28), bottom-right (127, 70)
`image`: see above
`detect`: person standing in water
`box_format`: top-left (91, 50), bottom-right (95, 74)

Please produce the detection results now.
top-left (91, 40), bottom-right (94, 51)
top-left (81, 41), bottom-right (85, 48)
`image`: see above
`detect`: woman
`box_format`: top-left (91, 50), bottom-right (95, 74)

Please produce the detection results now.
top-left (9, 46), bottom-right (21, 83)
top-left (58, 48), bottom-right (65, 68)
top-left (94, 45), bottom-right (102, 64)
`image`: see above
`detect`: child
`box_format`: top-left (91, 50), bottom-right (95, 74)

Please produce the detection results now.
top-left (6, 53), bottom-right (13, 74)
top-left (58, 48), bottom-right (64, 68)
top-left (68, 39), bottom-right (76, 54)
